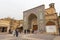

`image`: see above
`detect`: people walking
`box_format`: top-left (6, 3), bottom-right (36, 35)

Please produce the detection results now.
top-left (15, 29), bottom-right (19, 37)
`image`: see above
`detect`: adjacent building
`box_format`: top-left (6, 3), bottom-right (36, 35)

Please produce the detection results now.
top-left (0, 17), bottom-right (22, 33)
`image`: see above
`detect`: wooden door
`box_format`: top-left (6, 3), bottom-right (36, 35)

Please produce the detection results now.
top-left (33, 25), bottom-right (38, 31)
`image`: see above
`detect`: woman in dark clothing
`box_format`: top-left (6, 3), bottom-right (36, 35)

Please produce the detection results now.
top-left (15, 29), bottom-right (19, 37)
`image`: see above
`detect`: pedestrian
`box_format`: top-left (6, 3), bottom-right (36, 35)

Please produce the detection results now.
top-left (12, 30), bottom-right (15, 36)
top-left (9, 29), bottom-right (12, 34)
top-left (15, 29), bottom-right (19, 37)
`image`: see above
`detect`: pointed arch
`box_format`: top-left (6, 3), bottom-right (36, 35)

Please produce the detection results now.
top-left (46, 21), bottom-right (55, 25)
top-left (28, 13), bottom-right (38, 31)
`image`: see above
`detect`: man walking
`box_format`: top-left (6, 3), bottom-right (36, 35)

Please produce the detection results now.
top-left (15, 29), bottom-right (19, 37)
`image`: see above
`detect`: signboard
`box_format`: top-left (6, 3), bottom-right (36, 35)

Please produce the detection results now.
top-left (46, 25), bottom-right (57, 33)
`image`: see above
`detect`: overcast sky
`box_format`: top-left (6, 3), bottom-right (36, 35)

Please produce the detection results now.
top-left (0, 0), bottom-right (60, 20)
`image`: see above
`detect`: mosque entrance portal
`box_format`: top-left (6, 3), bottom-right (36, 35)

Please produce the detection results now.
top-left (28, 14), bottom-right (38, 31)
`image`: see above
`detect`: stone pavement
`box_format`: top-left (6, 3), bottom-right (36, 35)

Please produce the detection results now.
top-left (0, 33), bottom-right (60, 40)
top-left (20, 33), bottom-right (55, 40)
top-left (53, 36), bottom-right (60, 40)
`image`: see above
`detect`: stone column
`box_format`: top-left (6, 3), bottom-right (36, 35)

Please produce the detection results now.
top-left (37, 12), bottom-right (45, 33)
top-left (7, 26), bottom-right (10, 33)
top-left (55, 21), bottom-right (59, 35)
top-left (23, 17), bottom-right (28, 34)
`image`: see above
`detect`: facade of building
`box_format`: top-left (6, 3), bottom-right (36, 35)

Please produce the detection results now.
top-left (0, 18), bottom-right (11, 33)
top-left (23, 3), bottom-right (60, 34)
top-left (0, 17), bottom-right (22, 33)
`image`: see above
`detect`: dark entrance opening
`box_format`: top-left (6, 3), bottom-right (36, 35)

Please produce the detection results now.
top-left (0, 27), bottom-right (7, 32)
top-left (33, 25), bottom-right (38, 31)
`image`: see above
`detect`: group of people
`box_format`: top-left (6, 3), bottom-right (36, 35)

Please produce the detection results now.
top-left (24, 29), bottom-right (34, 34)
top-left (9, 29), bottom-right (19, 37)
top-left (9, 28), bottom-right (37, 37)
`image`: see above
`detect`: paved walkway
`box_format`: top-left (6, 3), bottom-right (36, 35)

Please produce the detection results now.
top-left (0, 33), bottom-right (60, 40)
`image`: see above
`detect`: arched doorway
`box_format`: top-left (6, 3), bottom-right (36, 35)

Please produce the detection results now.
top-left (46, 21), bottom-right (56, 33)
top-left (28, 14), bottom-right (38, 31)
